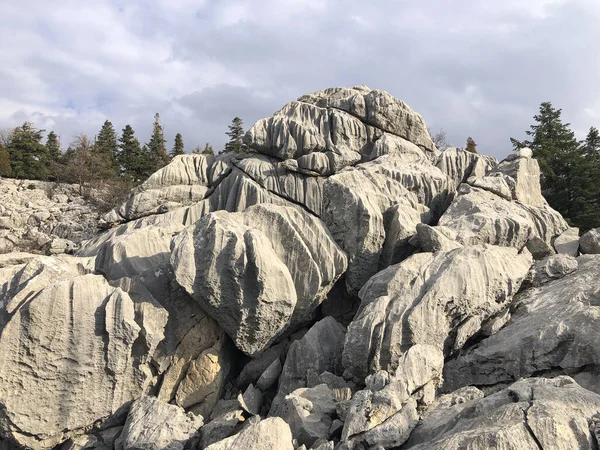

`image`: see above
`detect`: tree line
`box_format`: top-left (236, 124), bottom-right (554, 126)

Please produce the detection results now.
top-left (0, 115), bottom-right (249, 192)
top-left (512, 102), bottom-right (600, 232)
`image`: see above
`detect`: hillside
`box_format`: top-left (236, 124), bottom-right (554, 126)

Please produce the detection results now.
top-left (1, 86), bottom-right (600, 450)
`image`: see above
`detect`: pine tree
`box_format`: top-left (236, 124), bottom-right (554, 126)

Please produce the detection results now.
top-left (202, 143), bottom-right (215, 155)
top-left (192, 145), bottom-right (202, 154)
top-left (466, 137), bottom-right (477, 153)
top-left (93, 120), bottom-right (119, 180)
top-left (45, 131), bottom-right (62, 181)
top-left (511, 102), bottom-right (590, 228)
top-left (148, 113), bottom-right (170, 172)
top-left (0, 145), bottom-right (11, 177)
top-left (573, 127), bottom-right (600, 230)
top-left (46, 131), bottom-right (61, 162)
top-left (224, 117), bottom-right (247, 153)
top-left (7, 122), bottom-right (48, 180)
top-left (118, 125), bottom-right (152, 183)
top-left (141, 144), bottom-right (154, 179)
top-left (171, 133), bottom-right (185, 157)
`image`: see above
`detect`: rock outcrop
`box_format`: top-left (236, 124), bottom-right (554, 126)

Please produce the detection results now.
top-left (171, 204), bottom-right (347, 355)
top-left (2, 85), bottom-right (598, 450)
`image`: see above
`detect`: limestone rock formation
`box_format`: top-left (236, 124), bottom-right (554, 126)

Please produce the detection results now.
top-left (0, 178), bottom-right (100, 254)
top-left (171, 204), bottom-right (347, 355)
top-left (204, 417), bottom-right (294, 450)
top-left (444, 254), bottom-right (600, 391)
top-left (117, 396), bottom-right (203, 450)
top-left (342, 245), bottom-right (532, 380)
top-left (406, 377), bottom-right (600, 449)
top-left (1, 85), bottom-right (596, 450)
top-left (580, 227), bottom-right (600, 254)
top-left (0, 272), bottom-right (167, 449)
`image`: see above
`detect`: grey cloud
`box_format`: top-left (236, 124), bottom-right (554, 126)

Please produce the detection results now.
top-left (0, 0), bottom-right (599, 159)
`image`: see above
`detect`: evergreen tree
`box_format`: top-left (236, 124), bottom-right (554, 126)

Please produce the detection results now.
top-left (192, 145), bottom-right (201, 154)
top-left (573, 127), bottom-right (600, 230)
top-left (171, 133), bottom-right (185, 157)
top-left (0, 145), bottom-right (11, 177)
top-left (466, 137), bottom-right (477, 153)
top-left (511, 102), bottom-right (594, 229)
top-left (93, 120), bottom-right (119, 180)
top-left (45, 131), bottom-right (61, 162)
top-left (147, 113), bottom-right (170, 171)
top-left (202, 143), bottom-right (215, 155)
top-left (45, 131), bottom-right (62, 181)
top-left (7, 122), bottom-right (48, 180)
top-left (224, 117), bottom-right (247, 153)
top-left (118, 125), bottom-right (152, 183)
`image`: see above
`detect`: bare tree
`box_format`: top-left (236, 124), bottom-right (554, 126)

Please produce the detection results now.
top-left (428, 127), bottom-right (450, 151)
top-left (0, 128), bottom-right (14, 147)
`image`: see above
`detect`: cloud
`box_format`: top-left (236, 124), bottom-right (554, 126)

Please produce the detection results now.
top-left (0, 0), bottom-right (598, 158)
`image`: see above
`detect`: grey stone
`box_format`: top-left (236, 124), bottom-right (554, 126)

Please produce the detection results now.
top-left (444, 255), bottom-right (600, 391)
top-left (343, 245), bottom-right (532, 380)
top-left (171, 204), bottom-right (347, 355)
top-left (256, 358), bottom-right (283, 392)
top-left (405, 377), bottom-right (600, 450)
top-left (274, 317), bottom-right (346, 410)
top-left (554, 227), bottom-right (580, 256)
top-left (579, 227), bottom-right (600, 254)
top-left (271, 384), bottom-right (337, 448)
top-left (204, 417), bottom-right (294, 450)
top-left (119, 396), bottom-right (203, 450)
top-left (0, 273), bottom-right (167, 449)
top-left (238, 384), bottom-right (263, 416)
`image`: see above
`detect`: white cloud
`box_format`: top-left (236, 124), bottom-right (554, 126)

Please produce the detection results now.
top-left (0, 0), bottom-right (599, 157)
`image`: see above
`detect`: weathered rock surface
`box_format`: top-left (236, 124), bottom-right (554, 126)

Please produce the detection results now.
top-left (435, 147), bottom-right (497, 188)
top-left (580, 227), bottom-right (600, 254)
top-left (271, 384), bottom-right (338, 447)
top-left (444, 254), bottom-right (600, 391)
top-left (204, 417), bottom-right (294, 450)
top-left (0, 178), bottom-right (100, 254)
top-left (343, 245), bottom-right (532, 380)
top-left (323, 155), bottom-right (450, 294)
top-left (406, 377), bottom-right (600, 450)
top-left (1, 86), bottom-right (593, 450)
top-left (0, 272), bottom-right (167, 449)
top-left (245, 86), bottom-right (437, 177)
top-left (274, 317), bottom-right (346, 408)
top-left (171, 204), bottom-right (347, 355)
top-left (439, 183), bottom-right (568, 251)
top-left (117, 396), bottom-right (203, 450)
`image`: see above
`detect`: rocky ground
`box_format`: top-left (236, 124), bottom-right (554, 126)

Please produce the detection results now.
top-left (2, 85), bottom-right (600, 450)
top-left (0, 178), bottom-right (101, 257)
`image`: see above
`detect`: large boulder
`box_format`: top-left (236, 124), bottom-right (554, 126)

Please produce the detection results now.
top-left (0, 272), bottom-right (167, 449)
top-left (343, 245), bottom-right (532, 380)
top-left (297, 86), bottom-right (437, 154)
top-left (273, 317), bottom-right (346, 409)
top-left (245, 86), bottom-right (438, 176)
top-left (171, 204), bottom-right (347, 355)
top-left (323, 155), bottom-right (451, 294)
top-left (580, 227), bottom-right (600, 254)
top-left (205, 417), bottom-right (294, 450)
top-left (405, 377), bottom-right (600, 449)
top-left (435, 147), bottom-right (497, 188)
top-left (95, 222), bottom-right (183, 280)
top-left (444, 254), bottom-right (600, 391)
top-left (117, 396), bottom-right (203, 450)
top-left (438, 184), bottom-right (568, 251)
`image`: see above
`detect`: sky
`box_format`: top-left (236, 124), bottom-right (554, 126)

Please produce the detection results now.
top-left (1, 0), bottom-right (599, 159)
